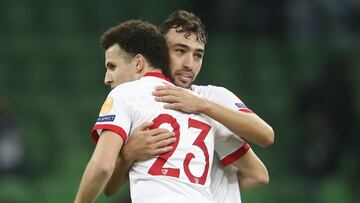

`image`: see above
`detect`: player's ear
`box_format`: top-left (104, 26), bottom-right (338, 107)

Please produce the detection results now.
top-left (134, 54), bottom-right (144, 74)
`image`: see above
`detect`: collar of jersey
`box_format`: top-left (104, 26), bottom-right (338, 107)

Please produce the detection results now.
top-left (143, 72), bottom-right (173, 84)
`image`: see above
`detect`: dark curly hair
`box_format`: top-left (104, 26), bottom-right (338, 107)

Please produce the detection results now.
top-left (100, 20), bottom-right (169, 75)
top-left (159, 10), bottom-right (207, 44)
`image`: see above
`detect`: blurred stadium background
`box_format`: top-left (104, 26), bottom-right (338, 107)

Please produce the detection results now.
top-left (0, 0), bottom-right (359, 202)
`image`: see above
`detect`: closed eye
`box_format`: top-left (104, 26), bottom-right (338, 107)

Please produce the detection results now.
top-left (106, 62), bottom-right (116, 71)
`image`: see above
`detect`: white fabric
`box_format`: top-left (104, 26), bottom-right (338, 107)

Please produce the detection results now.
top-left (93, 74), bottom-right (219, 203)
top-left (210, 153), bottom-right (241, 203)
top-left (92, 79), bottom-right (250, 203)
top-left (192, 85), bottom-right (251, 203)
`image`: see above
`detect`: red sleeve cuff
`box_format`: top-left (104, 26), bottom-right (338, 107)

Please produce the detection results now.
top-left (239, 108), bottom-right (253, 113)
top-left (220, 142), bottom-right (251, 166)
top-left (91, 124), bottom-right (127, 143)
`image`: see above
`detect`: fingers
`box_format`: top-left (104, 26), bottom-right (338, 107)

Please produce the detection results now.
top-left (153, 89), bottom-right (178, 97)
top-left (153, 137), bottom-right (176, 149)
top-left (155, 85), bottom-right (178, 91)
top-left (133, 122), bottom-right (154, 132)
top-left (147, 128), bottom-right (170, 136)
top-left (154, 95), bottom-right (179, 103)
top-left (153, 85), bottom-right (182, 97)
top-left (152, 146), bottom-right (174, 156)
top-left (147, 132), bottom-right (176, 157)
top-left (163, 103), bottom-right (181, 110)
top-left (152, 131), bottom-right (175, 142)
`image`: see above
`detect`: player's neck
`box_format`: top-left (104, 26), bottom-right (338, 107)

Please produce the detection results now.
top-left (141, 66), bottom-right (162, 76)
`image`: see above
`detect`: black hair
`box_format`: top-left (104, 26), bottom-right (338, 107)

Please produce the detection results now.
top-left (159, 10), bottom-right (207, 44)
top-left (100, 20), bottom-right (169, 75)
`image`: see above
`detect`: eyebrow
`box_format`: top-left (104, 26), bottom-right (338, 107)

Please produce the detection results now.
top-left (173, 43), bottom-right (205, 54)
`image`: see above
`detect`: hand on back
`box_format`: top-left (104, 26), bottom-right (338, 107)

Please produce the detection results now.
top-left (153, 85), bottom-right (208, 114)
top-left (122, 122), bottom-right (176, 162)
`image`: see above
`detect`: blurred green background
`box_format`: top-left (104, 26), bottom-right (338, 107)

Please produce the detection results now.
top-left (0, 0), bottom-right (359, 202)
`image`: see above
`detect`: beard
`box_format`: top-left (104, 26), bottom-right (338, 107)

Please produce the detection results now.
top-left (170, 70), bottom-right (194, 89)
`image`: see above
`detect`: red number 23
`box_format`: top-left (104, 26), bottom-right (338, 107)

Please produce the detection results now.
top-left (147, 114), bottom-right (211, 185)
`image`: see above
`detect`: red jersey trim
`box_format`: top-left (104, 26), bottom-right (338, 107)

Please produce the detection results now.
top-left (144, 72), bottom-right (172, 83)
top-left (221, 142), bottom-right (251, 166)
top-left (239, 108), bottom-right (253, 113)
top-left (91, 124), bottom-right (127, 143)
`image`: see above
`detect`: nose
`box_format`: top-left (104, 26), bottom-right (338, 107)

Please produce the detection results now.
top-left (183, 53), bottom-right (194, 70)
top-left (104, 71), bottom-right (112, 86)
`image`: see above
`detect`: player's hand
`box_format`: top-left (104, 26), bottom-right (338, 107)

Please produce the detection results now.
top-left (121, 122), bottom-right (176, 162)
top-left (153, 85), bottom-right (208, 114)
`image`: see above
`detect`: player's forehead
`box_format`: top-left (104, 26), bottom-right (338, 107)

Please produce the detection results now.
top-left (104, 44), bottom-right (129, 65)
top-left (105, 44), bottom-right (123, 58)
top-left (165, 28), bottom-right (204, 51)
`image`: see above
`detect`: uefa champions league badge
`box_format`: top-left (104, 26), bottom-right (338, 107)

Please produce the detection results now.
top-left (100, 96), bottom-right (114, 115)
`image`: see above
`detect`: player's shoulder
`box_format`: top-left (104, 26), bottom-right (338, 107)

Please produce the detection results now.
top-left (110, 80), bottom-right (143, 97)
top-left (192, 84), bottom-right (233, 97)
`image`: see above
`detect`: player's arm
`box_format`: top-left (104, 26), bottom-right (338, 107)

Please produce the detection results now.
top-left (201, 100), bottom-right (274, 147)
top-left (153, 85), bottom-right (274, 147)
top-left (74, 130), bottom-right (124, 203)
top-left (103, 154), bottom-right (131, 197)
top-left (104, 122), bottom-right (175, 196)
top-left (231, 148), bottom-right (269, 190)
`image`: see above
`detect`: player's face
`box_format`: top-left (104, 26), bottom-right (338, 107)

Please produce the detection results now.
top-left (104, 44), bottom-right (138, 89)
top-left (165, 28), bottom-right (204, 88)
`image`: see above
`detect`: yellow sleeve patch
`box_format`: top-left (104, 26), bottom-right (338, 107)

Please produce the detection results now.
top-left (100, 96), bottom-right (114, 115)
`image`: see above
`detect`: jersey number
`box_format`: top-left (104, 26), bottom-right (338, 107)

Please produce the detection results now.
top-left (147, 114), bottom-right (211, 185)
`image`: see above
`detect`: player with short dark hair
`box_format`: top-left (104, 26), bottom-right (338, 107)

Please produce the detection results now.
top-left (74, 20), bottom-right (174, 203)
top-left (104, 10), bottom-right (274, 203)
top-left (74, 19), bottom-right (254, 203)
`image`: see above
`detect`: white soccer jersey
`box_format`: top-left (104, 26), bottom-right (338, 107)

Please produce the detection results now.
top-left (192, 84), bottom-right (253, 203)
top-left (91, 73), bottom-right (241, 203)
top-left (211, 153), bottom-right (241, 203)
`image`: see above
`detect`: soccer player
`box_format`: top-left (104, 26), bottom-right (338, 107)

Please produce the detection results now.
top-left (104, 10), bottom-right (274, 203)
top-left (73, 20), bottom-right (172, 203)
top-left (156, 11), bottom-right (274, 201)
top-left (74, 19), bottom-right (253, 203)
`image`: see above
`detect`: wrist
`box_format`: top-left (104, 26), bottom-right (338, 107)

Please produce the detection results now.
top-left (199, 99), bottom-right (212, 114)
top-left (121, 147), bottom-right (135, 164)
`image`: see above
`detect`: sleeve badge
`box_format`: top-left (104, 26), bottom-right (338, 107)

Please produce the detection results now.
top-left (100, 96), bottom-right (114, 115)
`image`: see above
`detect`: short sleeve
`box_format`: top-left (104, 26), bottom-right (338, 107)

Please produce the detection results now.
top-left (207, 86), bottom-right (252, 113)
top-left (214, 133), bottom-right (250, 166)
top-left (193, 85), bottom-right (252, 166)
top-left (91, 88), bottom-right (131, 143)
